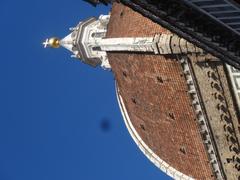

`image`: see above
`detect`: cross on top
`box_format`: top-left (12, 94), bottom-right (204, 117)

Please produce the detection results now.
top-left (43, 39), bottom-right (49, 48)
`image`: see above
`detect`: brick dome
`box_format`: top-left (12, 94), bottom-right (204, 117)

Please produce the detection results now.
top-left (107, 3), bottom-right (213, 179)
top-left (106, 3), bottom-right (240, 180)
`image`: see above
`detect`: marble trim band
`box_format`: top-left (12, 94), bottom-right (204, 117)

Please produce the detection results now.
top-left (115, 82), bottom-right (194, 180)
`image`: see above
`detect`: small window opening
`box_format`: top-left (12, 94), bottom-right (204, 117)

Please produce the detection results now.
top-left (120, 11), bottom-right (124, 17)
top-left (156, 76), bottom-right (164, 83)
top-left (180, 146), bottom-right (186, 154)
top-left (123, 71), bottom-right (127, 77)
top-left (91, 32), bottom-right (105, 38)
top-left (131, 98), bottom-right (137, 104)
top-left (140, 124), bottom-right (145, 131)
top-left (92, 46), bottom-right (101, 51)
top-left (168, 112), bottom-right (175, 120)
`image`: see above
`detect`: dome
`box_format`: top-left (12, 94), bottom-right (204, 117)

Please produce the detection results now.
top-left (107, 3), bottom-right (240, 180)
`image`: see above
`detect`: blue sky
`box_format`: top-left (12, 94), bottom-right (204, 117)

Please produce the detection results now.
top-left (0, 0), bottom-right (171, 179)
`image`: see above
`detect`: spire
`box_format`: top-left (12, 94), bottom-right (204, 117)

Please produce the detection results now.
top-left (42, 15), bottom-right (111, 69)
top-left (59, 33), bottom-right (74, 52)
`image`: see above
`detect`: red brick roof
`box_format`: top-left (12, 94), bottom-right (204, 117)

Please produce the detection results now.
top-left (107, 3), bottom-right (215, 179)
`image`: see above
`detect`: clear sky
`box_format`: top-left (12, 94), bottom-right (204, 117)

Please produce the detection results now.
top-left (0, 0), bottom-right (171, 180)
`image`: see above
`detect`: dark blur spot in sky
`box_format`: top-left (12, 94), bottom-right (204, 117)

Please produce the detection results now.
top-left (100, 118), bottom-right (111, 132)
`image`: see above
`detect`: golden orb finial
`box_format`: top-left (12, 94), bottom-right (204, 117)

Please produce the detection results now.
top-left (43, 37), bottom-right (60, 48)
top-left (48, 37), bottom-right (60, 48)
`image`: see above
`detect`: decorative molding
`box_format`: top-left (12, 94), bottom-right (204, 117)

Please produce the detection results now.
top-left (186, 53), bottom-right (240, 178)
top-left (179, 55), bottom-right (224, 180)
top-left (209, 64), bottom-right (240, 174)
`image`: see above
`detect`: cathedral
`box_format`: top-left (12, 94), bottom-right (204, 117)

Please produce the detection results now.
top-left (44, 1), bottom-right (240, 179)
